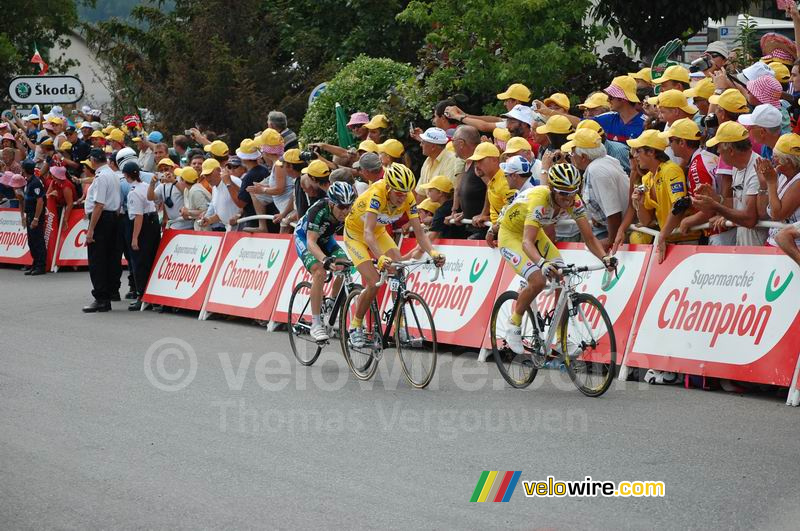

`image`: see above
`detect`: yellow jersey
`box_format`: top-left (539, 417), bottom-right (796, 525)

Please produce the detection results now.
top-left (487, 169), bottom-right (516, 223)
top-left (498, 185), bottom-right (586, 237)
top-left (344, 179), bottom-right (418, 238)
top-left (641, 161), bottom-right (699, 242)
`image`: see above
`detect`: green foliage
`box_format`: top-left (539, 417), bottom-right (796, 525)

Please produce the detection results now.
top-left (300, 56), bottom-right (415, 144)
top-left (592, 0), bottom-right (757, 57)
top-left (397, 0), bottom-right (605, 115)
top-left (0, 0), bottom-right (85, 106)
top-left (735, 15), bottom-right (759, 70)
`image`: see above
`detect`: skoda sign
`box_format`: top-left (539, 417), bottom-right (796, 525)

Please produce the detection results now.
top-left (8, 76), bottom-right (84, 104)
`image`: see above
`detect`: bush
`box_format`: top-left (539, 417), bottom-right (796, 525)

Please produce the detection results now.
top-left (300, 55), bottom-right (416, 145)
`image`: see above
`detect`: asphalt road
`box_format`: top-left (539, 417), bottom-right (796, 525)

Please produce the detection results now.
top-left (1, 268), bottom-right (799, 530)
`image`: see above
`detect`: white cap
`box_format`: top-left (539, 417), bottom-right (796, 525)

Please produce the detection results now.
top-left (737, 62), bottom-right (774, 84)
top-left (499, 155), bottom-right (532, 175)
top-left (705, 41), bottom-right (730, 57)
top-left (738, 104), bottom-right (783, 128)
top-left (90, 121), bottom-right (102, 130)
top-left (419, 127), bottom-right (448, 145)
top-left (502, 104), bottom-right (534, 126)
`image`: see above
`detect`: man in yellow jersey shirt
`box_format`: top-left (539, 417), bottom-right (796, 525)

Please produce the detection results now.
top-left (497, 163), bottom-right (616, 354)
top-left (343, 163), bottom-right (445, 348)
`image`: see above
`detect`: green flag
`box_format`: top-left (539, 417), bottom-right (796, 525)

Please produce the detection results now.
top-left (335, 103), bottom-right (354, 148)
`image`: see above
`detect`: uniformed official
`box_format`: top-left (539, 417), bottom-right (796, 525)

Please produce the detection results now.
top-left (122, 161), bottom-right (161, 311)
top-left (21, 161), bottom-right (46, 275)
top-left (83, 148), bottom-right (121, 313)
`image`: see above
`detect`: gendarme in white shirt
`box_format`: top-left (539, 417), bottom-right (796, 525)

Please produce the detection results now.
top-left (127, 182), bottom-right (157, 220)
top-left (87, 164), bottom-right (121, 212)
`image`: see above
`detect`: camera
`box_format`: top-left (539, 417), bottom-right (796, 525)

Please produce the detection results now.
top-left (690, 55), bottom-right (713, 73)
top-left (553, 151), bottom-right (571, 164)
top-left (299, 149), bottom-right (318, 162)
top-left (184, 129), bottom-right (193, 136)
top-left (672, 195), bottom-right (692, 215)
top-left (704, 114), bottom-right (719, 129)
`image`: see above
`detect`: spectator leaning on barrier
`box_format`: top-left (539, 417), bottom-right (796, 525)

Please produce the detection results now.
top-left (739, 104), bottom-right (783, 160)
top-left (598, 75), bottom-right (645, 142)
top-left (416, 127), bottom-right (460, 201)
top-left (122, 161), bottom-right (160, 311)
top-left (693, 121), bottom-right (768, 246)
top-left (249, 144), bottom-right (297, 233)
top-left (776, 221), bottom-right (800, 265)
top-left (755, 133), bottom-right (800, 248)
top-left (574, 119), bottom-right (630, 174)
top-left (47, 165), bottom-right (76, 236)
top-left (468, 142), bottom-right (515, 230)
top-left (484, 155), bottom-right (535, 248)
top-left (83, 149), bottom-right (121, 313)
top-left (448, 125), bottom-right (485, 238)
top-left (420, 174), bottom-right (459, 239)
top-left (177, 167), bottom-right (210, 230)
top-left (296, 160), bottom-right (331, 219)
top-left (564, 129), bottom-right (629, 248)
top-left (199, 158), bottom-right (242, 230)
top-left (232, 138), bottom-right (269, 229)
top-left (148, 158), bottom-right (192, 230)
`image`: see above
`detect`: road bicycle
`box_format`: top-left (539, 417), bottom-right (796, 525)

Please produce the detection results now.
top-left (287, 259), bottom-right (357, 366)
top-left (340, 259), bottom-right (442, 389)
top-left (490, 262), bottom-right (617, 397)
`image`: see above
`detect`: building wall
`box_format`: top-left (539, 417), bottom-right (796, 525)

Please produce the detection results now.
top-left (51, 31), bottom-right (112, 110)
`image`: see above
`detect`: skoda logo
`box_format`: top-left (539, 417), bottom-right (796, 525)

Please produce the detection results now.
top-left (15, 82), bottom-right (31, 99)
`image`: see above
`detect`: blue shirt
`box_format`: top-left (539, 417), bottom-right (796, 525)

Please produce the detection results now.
top-left (24, 176), bottom-right (46, 219)
top-left (604, 139), bottom-right (631, 173)
top-left (593, 112), bottom-right (646, 142)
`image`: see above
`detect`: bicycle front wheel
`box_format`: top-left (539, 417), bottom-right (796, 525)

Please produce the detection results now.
top-left (395, 292), bottom-right (437, 389)
top-left (287, 281), bottom-right (322, 366)
top-left (560, 293), bottom-right (617, 397)
top-left (339, 286), bottom-right (380, 381)
top-left (490, 290), bottom-right (538, 389)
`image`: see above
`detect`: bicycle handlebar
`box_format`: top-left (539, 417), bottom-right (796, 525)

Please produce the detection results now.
top-left (375, 258), bottom-right (442, 287)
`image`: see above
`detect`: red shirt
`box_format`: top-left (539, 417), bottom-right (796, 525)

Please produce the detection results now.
top-left (686, 149), bottom-right (718, 195)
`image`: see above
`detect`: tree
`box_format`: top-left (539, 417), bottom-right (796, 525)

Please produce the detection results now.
top-left (0, 0), bottom-right (84, 106)
top-left (592, 0), bottom-right (757, 57)
top-left (398, 0), bottom-right (607, 115)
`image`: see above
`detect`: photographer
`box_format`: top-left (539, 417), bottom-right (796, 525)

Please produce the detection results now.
top-left (147, 158), bottom-right (193, 230)
top-left (690, 41), bottom-right (729, 77)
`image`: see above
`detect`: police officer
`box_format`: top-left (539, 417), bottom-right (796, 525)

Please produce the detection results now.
top-left (115, 148), bottom-right (153, 300)
top-left (122, 161), bottom-right (161, 311)
top-left (21, 160), bottom-right (46, 275)
top-left (83, 148), bottom-right (121, 313)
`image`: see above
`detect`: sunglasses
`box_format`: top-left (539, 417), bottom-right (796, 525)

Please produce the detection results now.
top-left (226, 164), bottom-right (241, 169)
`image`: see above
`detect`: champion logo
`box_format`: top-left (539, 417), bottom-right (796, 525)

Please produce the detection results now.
top-left (765, 269), bottom-right (793, 302)
top-left (469, 258), bottom-right (489, 282)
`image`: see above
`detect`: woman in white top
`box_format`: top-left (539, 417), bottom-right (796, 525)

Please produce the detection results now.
top-left (248, 146), bottom-right (297, 233)
top-left (122, 161), bottom-right (161, 310)
top-left (755, 133), bottom-right (800, 247)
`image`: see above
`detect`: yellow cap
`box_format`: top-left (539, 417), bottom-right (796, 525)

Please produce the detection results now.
top-left (492, 128), bottom-right (511, 142)
top-left (769, 61), bottom-right (791, 84)
top-left (80, 159), bottom-right (95, 170)
top-left (683, 77), bottom-right (715, 100)
top-left (157, 157), bottom-right (176, 168)
top-left (654, 65), bottom-right (690, 85)
top-left (58, 141), bottom-right (73, 151)
top-left (418, 198), bottom-right (441, 213)
top-left (282, 149), bottom-right (302, 164)
top-left (468, 142), bottom-right (501, 161)
top-left (132, 136), bottom-right (142, 142)
top-left (301, 159), bottom-right (332, 179)
top-left (661, 118), bottom-right (701, 141)
top-left (646, 96), bottom-right (660, 106)
top-left (654, 89), bottom-right (698, 115)
top-left (626, 129), bottom-right (669, 151)
top-left (774, 133), bottom-right (800, 156)
top-left (104, 145), bottom-right (113, 153)
top-left (630, 67), bottom-right (653, 84)
top-left (578, 92), bottom-right (610, 110)
top-left (358, 139), bottom-right (379, 153)
top-left (705, 121), bottom-right (749, 147)
top-left (255, 128), bottom-right (283, 147)
top-left (497, 83), bottom-right (531, 103)
top-left (102, 125), bottom-right (114, 135)
top-left (503, 137), bottom-right (532, 155)
top-left (605, 75), bottom-right (640, 102)
top-left (200, 158), bottom-right (221, 175)
top-left (175, 167), bottom-right (199, 183)
top-left (575, 120), bottom-right (604, 135)
top-left (49, 116), bottom-right (64, 126)
top-left (561, 129), bottom-right (602, 152)
top-left (536, 115), bottom-right (573, 135)
top-left (364, 114), bottom-right (388, 130)
top-left (237, 138), bottom-right (261, 158)
top-left (106, 128), bottom-right (125, 143)
top-left (204, 140), bottom-right (229, 157)
top-left (378, 139), bottom-right (404, 158)
top-left (708, 88), bottom-right (749, 114)
top-left (90, 130), bottom-right (105, 139)
top-left (421, 174), bottom-right (454, 193)
top-left (543, 92), bottom-right (570, 111)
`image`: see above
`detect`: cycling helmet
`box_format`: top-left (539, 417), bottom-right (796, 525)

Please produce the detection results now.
top-left (327, 181), bottom-right (357, 206)
top-left (548, 163), bottom-right (581, 193)
top-left (384, 162), bottom-right (416, 192)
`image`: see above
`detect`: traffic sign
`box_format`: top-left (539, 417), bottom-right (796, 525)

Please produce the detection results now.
top-left (8, 76), bottom-right (84, 104)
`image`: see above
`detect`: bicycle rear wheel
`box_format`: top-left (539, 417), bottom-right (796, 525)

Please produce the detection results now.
top-left (490, 290), bottom-right (538, 389)
top-left (287, 281), bottom-right (322, 366)
top-left (395, 292), bottom-right (437, 389)
top-left (559, 293), bottom-right (616, 397)
top-left (339, 286), bottom-right (380, 380)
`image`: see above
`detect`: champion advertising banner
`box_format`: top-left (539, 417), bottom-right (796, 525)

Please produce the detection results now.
top-left (203, 233), bottom-right (292, 320)
top-left (55, 209), bottom-right (89, 267)
top-left (481, 243), bottom-right (651, 361)
top-left (270, 236), bottom-right (364, 324)
top-left (624, 246), bottom-right (800, 386)
top-left (383, 238), bottom-right (505, 348)
top-left (142, 230), bottom-right (224, 311)
top-left (0, 208), bottom-right (32, 265)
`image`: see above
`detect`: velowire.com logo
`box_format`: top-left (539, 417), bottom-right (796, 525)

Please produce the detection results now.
top-left (470, 471), bottom-right (521, 502)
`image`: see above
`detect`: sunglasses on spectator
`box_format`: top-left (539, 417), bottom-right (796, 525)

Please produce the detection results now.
top-left (226, 163), bottom-right (241, 169)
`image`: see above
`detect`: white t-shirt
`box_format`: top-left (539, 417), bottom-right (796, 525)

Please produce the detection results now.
top-left (583, 156), bottom-right (630, 229)
top-left (209, 176), bottom-right (243, 226)
top-left (89, 165), bottom-right (121, 212)
top-left (767, 172), bottom-right (800, 247)
top-left (732, 152), bottom-right (768, 246)
top-left (153, 181), bottom-right (192, 229)
top-left (127, 181), bottom-right (157, 219)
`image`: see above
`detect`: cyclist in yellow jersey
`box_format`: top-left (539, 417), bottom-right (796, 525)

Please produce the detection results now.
top-left (344, 163), bottom-right (445, 347)
top-left (497, 163), bottom-right (616, 354)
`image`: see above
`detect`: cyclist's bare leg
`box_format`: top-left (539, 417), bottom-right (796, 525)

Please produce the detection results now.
top-left (512, 270), bottom-right (545, 324)
top-left (309, 262), bottom-right (326, 315)
top-left (353, 248), bottom-right (401, 322)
